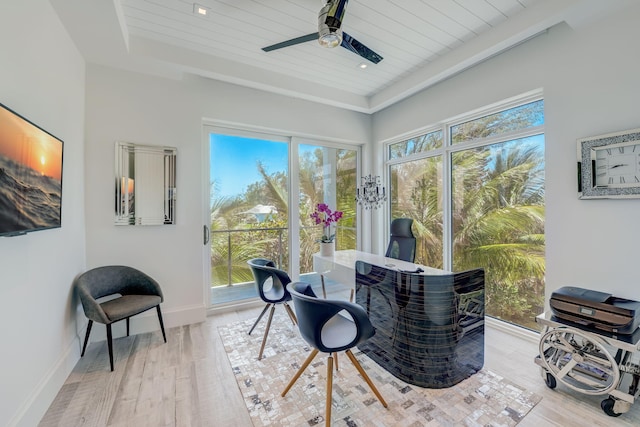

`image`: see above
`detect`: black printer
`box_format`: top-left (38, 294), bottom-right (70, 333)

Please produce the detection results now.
top-left (550, 286), bottom-right (640, 335)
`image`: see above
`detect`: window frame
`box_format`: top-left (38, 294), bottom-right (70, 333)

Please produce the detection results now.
top-left (385, 92), bottom-right (545, 329)
top-left (203, 123), bottom-right (363, 310)
top-left (386, 91), bottom-right (544, 271)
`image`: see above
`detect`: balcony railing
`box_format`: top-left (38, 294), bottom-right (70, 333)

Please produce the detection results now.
top-left (209, 224), bottom-right (356, 288)
top-left (210, 226), bottom-right (288, 287)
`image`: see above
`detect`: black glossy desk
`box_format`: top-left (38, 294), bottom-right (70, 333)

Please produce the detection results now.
top-left (355, 261), bottom-right (485, 388)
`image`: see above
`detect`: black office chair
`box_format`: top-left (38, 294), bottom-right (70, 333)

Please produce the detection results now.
top-left (282, 282), bottom-right (387, 427)
top-left (74, 265), bottom-right (167, 371)
top-left (247, 258), bottom-right (298, 360)
top-left (385, 218), bottom-right (416, 262)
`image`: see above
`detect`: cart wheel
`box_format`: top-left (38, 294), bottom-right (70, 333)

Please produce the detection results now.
top-left (601, 398), bottom-right (622, 417)
top-left (544, 373), bottom-right (557, 389)
top-left (539, 327), bottom-right (620, 395)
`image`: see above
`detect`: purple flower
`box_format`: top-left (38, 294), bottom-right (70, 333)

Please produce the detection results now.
top-left (310, 203), bottom-right (343, 243)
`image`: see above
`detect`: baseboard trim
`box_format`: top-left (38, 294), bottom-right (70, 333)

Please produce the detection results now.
top-left (207, 298), bottom-right (263, 315)
top-left (9, 334), bottom-right (80, 427)
top-left (486, 316), bottom-right (540, 343)
top-left (82, 303), bottom-right (207, 342)
top-left (11, 303), bottom-right (207, 427)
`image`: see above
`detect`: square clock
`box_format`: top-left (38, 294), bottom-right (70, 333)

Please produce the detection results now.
top-left (577, 128), bottom-right (640, 199)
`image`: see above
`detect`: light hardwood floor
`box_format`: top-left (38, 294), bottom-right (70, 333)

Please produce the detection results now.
top-left (39, 305), bottom-right (640, 426)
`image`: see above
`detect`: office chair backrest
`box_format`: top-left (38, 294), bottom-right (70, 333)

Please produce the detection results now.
top-left (288, 282), bottom-right (375, 353)
top-left (247, 258), bottom-right (292, 303)
top-left (385, 218), bottom-right (416, 262)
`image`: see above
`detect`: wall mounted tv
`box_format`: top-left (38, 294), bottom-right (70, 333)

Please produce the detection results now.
top-left (0, 102), bottom-right (63, 237)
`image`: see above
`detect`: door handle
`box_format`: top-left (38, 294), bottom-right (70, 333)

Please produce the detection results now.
top-left (203, 225), bottom-right (210, 245)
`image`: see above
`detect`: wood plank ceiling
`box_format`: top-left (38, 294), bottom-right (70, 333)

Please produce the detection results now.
top-left (120, 0), bottom-right (540, 100)
top-left (56, 0), bottom-right (621, 112)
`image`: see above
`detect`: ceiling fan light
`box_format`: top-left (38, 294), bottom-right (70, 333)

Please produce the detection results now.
top-left (317, 0), bottom-right (347, 48)
top-left (318, 27), bottom-right (343, 48)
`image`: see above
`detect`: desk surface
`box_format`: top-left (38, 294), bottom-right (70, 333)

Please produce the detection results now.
top-left (313, 249), bottom-right (448, 276)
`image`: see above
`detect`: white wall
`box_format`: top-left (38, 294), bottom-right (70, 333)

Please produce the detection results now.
top-left (83, 66), bottom-right (372, 331)
top-left (6, 2), bottom-right (640, 425)
top-left (0, 1), bottom-right (86, 426)
top-left (372, 4), bottom-right (640, 305)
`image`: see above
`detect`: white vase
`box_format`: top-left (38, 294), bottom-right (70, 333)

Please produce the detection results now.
top-left (320, 241), bottom-right (335, 257)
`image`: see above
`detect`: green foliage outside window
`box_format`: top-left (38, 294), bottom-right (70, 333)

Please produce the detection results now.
top-left (389, 99), bottom-right (545, 329)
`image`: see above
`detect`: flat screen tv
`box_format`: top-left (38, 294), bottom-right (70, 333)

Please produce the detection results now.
top-left (0, 102), bottom-right (63, 237)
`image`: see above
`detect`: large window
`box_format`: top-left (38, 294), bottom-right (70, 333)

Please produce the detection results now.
top-left (389, 130), bottom-right (444, 268)
top-left (388, 97), bottom-right (545, 329)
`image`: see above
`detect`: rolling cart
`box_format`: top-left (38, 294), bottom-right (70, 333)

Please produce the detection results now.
top-left (535, 312), bottom-right (640, 417)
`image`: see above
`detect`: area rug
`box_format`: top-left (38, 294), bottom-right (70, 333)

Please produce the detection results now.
top-left (218, 312), bottom-right (542, 427)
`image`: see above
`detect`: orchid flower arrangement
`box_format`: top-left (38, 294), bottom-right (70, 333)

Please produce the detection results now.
top-left (310, 203), bottom-right (343, 243)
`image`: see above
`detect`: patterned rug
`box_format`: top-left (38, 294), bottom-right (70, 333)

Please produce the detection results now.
top-left (218, 312), bottom-right (542, 427)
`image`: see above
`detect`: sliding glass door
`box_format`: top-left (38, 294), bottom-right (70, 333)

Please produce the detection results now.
top-left (208, 130), bottom-right (290, 305)
top-left (205, 128), bottom-right (360, 307)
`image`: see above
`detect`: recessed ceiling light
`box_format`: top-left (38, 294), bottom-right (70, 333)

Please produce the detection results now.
top-left (194, 3), bottom-right (208, 16)
top-left (358, 63), bottom-right (368, 69)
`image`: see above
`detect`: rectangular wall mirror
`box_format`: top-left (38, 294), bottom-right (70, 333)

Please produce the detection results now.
top-left (115, 141), bottom-right (176, 225)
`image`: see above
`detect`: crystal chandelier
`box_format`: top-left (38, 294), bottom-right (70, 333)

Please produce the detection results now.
top-left (355, 174), bottom-right (387, 209)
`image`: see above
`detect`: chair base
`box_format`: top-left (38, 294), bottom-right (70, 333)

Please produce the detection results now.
top-left (80, 304), bottom-right (167, 371)
top-left (247, 302), bottom-right (297, 360)
top-left (281, 348), bottom-right (387, 426)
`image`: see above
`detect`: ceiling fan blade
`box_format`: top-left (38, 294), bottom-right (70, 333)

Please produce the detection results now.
top-left (262, 33), bottom-right (319, 52)
top-left (340, 32), bottom-right (383, 64)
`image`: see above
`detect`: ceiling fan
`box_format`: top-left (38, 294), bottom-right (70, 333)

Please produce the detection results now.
top-left (262, 0), bottom-right (383, 64)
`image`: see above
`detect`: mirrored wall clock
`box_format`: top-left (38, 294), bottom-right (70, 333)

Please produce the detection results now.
top-left (577, 128), bottom-right (640, 199)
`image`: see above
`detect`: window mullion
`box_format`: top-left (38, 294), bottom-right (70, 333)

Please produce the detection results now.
top-left (290, 137), bottom-right (301, 280)
top-left (442, 124), bottom-right (453, 271)
top-left (451, 126), bottom-right (545, 152)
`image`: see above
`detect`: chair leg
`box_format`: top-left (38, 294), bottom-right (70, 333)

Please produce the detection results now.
top-left (321, 274), bottom-right (327, 299)
top-left (345, 349), bottom-right (387, 408)
top-left (325, 354), bottom-right (334, 427)
top-left (106, 324), bottom-right (114, 372)
top-left (283, 302), bottom-right (297, 325)
top-left (333, 352), bottom-right (339, 371)
top-left (248, 304), bottom-right (270, 335)
top-left (281, 348), bottom-right (319, 397)
top-left (156, 305), bottom-right (167, 343)
top-left (258, 305), bottom-right (276, 360)
top-left (81, 320), bottom-right (93, 357)
top-left (126, 318), bottom-right (130, 336)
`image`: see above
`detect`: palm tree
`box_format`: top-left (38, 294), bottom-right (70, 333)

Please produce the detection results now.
top-left (452, 139), bottom-right (545, 327)
top-left (391, 157), bottom-right (443, 268)
top-left (391, 136), bottom-right (545, 328)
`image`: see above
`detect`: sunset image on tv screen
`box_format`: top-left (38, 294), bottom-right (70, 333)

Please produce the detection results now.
top-left (0, 104), bottom-right (63, 236)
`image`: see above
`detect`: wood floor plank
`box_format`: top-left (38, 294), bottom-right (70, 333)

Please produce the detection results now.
top-left (174, 362), bottom-right (199, 427)
top-left (107, 333), bottom-right (151, 425)
top-left (39, 306), bottom-right (640, 426)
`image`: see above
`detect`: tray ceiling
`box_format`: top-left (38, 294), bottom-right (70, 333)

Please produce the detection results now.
top-left (51, 0), bottom-right (621, 113)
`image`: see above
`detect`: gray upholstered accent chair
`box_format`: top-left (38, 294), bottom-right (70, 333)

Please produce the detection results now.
top-left (74, 265), bottom-right (167, 371)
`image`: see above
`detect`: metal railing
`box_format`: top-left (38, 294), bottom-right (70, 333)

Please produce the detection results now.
top-left (209, 227), bottom-right (287, 287)
top-left (209, 224), bottom-right (356, 287)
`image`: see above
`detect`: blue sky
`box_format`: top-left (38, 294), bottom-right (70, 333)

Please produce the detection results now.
top-left (209, 134), bottom-right (288, 199)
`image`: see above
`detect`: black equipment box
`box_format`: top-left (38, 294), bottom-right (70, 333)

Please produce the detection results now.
top-left (550, 286), bottom-right (640, 335)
